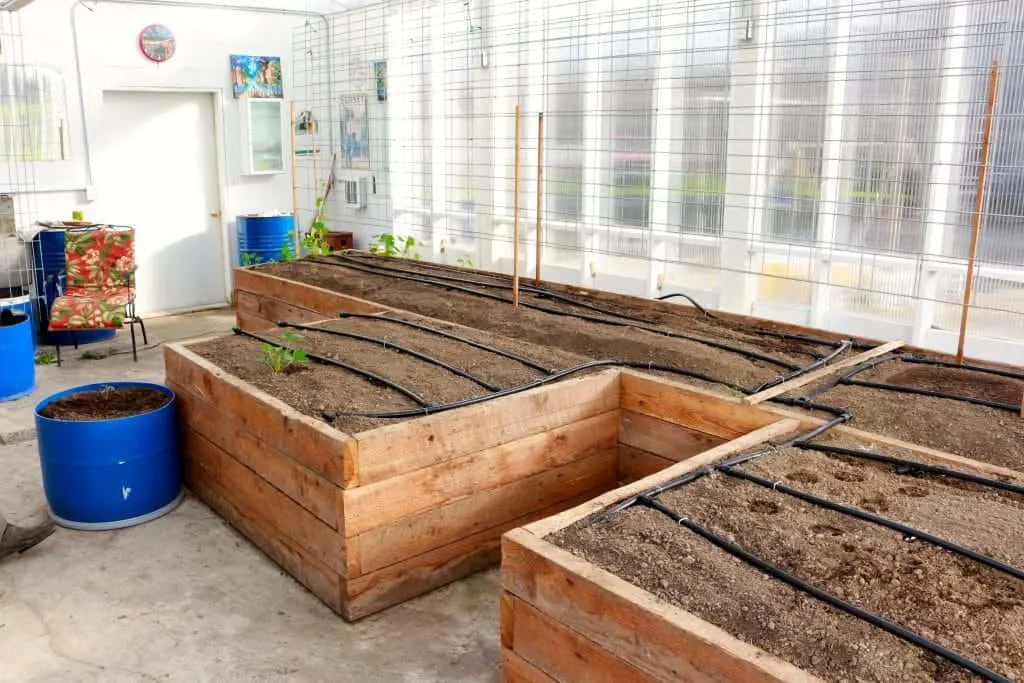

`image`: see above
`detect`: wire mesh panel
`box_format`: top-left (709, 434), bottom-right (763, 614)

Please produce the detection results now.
top-left (293, 0), bottom-right (1024, 362)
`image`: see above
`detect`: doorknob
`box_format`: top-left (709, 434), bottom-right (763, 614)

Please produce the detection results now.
top-left (211, 210), bottom-right (221, 218)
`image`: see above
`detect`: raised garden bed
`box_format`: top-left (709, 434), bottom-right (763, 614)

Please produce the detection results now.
top-left (240, 256), bottom-right (1024, 472)
top-left (165, 317), bottom-right (794, 619)
top-left (502, 423), bottom-right (1024, 682)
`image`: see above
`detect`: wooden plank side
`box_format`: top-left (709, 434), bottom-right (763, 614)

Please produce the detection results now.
top-left (356, 449), bottom-right (618, 574)
top-left (619, 371), bottom-right (778, 439)
top-left (183, 450), bottom-right (342, 613)
top-left (502, 531), bottom-right (820, 683)
top-left (510, 595), bottom-right (653, 683)
top-left (234, 290), bottom-right (324, 330)
top-left (525, 418), bottom-right (801, 537)
top-left (503, 648), bottom-right (558, 683)
top-left (742, 340), bottom-right (905, 405)
top-left (172, 381), bottom-right (338, 529)
top-left (235, 268), bottom-right (388, 317)
top-left (354, 371), bottom-right (621, 485)
top-left (165, 344), bottom-right (354, 486)
top-left (619, 410), bottom-right (725, 460)
top-left (617, 445), bottom-right (674, 483)
top-left (343, 410), bottom-right (619, 537)
top-left (342, 485), bottom-right (609, 621)
top-left (181, 427), bottom-right (345, 575)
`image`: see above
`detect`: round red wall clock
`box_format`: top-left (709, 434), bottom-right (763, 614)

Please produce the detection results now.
top-left (138, 24), bottom-right (176, 63)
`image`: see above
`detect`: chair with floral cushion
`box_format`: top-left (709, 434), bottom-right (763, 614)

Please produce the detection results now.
top-left (47, 227), bottom-right (147, 364)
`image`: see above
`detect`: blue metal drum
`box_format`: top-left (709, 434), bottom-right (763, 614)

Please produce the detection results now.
top-left (35, 381), bottom-right (183, 530)
top-left (237, 213), bottom-right (295, 265)
top-left (0, 305), bottom-right (34, 402)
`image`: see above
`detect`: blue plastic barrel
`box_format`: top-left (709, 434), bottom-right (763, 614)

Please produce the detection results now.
top-left (0, 294), bottom-right (35, 348)
top-left (34, 381), bottom-right (183, 530)
top-left (32, 229), bottom-right (116, 346)
top-left (237, 214), bottom-right (295, 266)
top-left (0, 308), bottom-right (34, 402)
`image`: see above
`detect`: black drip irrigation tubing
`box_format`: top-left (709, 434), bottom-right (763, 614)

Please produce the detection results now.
top-left (718, 465), bottom-right (1024, 582)
top-left (337, 310), bottom-right (556, 375)
top-left (902, 354), bottom-right (1024, 382)
top-left (275, 320), bottom-right (502, 392)
top-left (653, 292), bottom-right (714, 317)
top-left (232, 327), bottom-right (431, 408)
top-left (751, 340), bottom-right (854, 394)
top-left (800, 443), bottom-right (1024, 497)
top-left (316, 255), bottom-right (803, 370)
top-left (633, 494), bottom-right (1014, 683)
top-left (846, 378), bottom-right (1021, 413)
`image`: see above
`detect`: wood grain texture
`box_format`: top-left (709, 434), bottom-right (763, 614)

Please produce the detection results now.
top-left (502, 530), bottom-right (821, 683)
top-left (356, 449), bottom-right (618, 573)
top-left (353, 371), bottom-right (620, 485)
top-left (617, 444), bottom-right (674, 483)
top-left (235, 268), bottom-right (387, 317)
top-left (619, 371), bottom-right (778, 439)
top-left (343, 410), bottom-right (618, 536)
top-left (503, 648), bottom-right (558, 683)
top-left (619, 410), bottom-right (725, 460)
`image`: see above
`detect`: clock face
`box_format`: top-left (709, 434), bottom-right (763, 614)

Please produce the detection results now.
top-left (139, 24), bottom-right (175, 63)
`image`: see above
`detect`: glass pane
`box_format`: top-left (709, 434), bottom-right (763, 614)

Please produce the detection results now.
top-left (250, 100), bottom-right (283, 172)
top-left (0, 65), bottom-right (68, 162)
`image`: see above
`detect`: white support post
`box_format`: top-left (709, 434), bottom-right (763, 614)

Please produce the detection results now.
top-left (719, 0), bottom-right (775, 315)
top-left (646, 7), bottom-right (680, 298)
top-left (579, 10), bottom-right (606, 287)
top-left (912, 0), bottom-right (970, 346)
top-left (809, 0), bottom-right (852, 328)
top-left (430, 3), bottom-right (449, 261)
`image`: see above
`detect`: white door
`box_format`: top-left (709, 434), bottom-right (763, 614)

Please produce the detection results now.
top-left (96, 91), bottom-right (226, 315)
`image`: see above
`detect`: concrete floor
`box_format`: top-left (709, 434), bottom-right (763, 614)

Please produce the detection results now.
top-left (0, 310), bottom-right (501, 683)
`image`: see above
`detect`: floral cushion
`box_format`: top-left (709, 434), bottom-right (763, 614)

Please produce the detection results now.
top-left (48, 228), bottom-right (137, 331)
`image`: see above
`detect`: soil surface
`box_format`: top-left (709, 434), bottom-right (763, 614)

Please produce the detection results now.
top-left (39, 386), bottom-right (171, 421)
top-left (258, 256), bottom-right (841, 391)
top-left (799, 359), bottom-right (1024, 471)
top-left (189, 315), bottom-right (586, 433)
top-left (552, 445), bottom-right (1024, 682)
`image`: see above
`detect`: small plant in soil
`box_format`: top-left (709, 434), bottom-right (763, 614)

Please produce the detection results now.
top-left (34, 350), bottom-right (57, 365)
top-left (242, 252), bottom-right (264, 267)
top-left (279, 241), bottom-right (295, 262)
top-left (369, 233), bottom-right (420, 260)
top-left (456, 256), bottom-right (474, 268)
top-left (261, 331), bottom-right (308, 373)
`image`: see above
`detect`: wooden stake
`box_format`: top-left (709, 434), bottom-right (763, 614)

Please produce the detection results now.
top-left (289, 101), bottom-right (301, 255)
top-left (534, 112), bottom-right (544, 285)
top-left (956, 60), bottom-right (1000, 364)
top-left (513, 104), bottom-right (521, 307)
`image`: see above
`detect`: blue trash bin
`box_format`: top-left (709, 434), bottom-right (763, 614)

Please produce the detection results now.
top-left (35, 381), bottom-right (183, 530)
top-left (0, 307), bottom-right (34, 402)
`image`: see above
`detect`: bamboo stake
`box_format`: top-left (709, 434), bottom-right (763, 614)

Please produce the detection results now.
top-left (513, 104), bottom-right (522, 307)
top-left (534, 112), bottom-right (545, 285)
top-left (956, 60), bottom-right (1000, 364)
top-left (311, 108), bottom-right (320, 217)
top-left (289, 101), bottom-right (301, 255)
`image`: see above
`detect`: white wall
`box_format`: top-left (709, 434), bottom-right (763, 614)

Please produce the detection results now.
top-left (6, 0), bottom-right (319, 270)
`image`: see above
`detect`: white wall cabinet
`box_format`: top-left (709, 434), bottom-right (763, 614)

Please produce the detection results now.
top-left (241, 98), bottom-right (285, 175)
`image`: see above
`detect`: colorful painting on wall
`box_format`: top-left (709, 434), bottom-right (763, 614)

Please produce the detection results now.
top-left (340, 94), bottom-right (370, 169)
top-left (230, 55), bottom-right (283, 99)
top-left (138, 24), bottom-right (176, 63)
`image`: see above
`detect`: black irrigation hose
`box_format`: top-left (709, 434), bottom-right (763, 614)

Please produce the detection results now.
top-left (337, 310), bottom-right (557, 375)
top-left (751, 340), bottom-right (854, 394)
top-left (719, 466), bottom-right (1024, 582)
top-left (654, 292), bottom-right (714, 317)
top-left (232, 327), bottom-right (431, 408)
top-left (902, 355), bottom-right (1024, 382)
top-left (275, 320), bottom-right (502, 392)
top-left (634, 494), bottom-right (1014, 683)
top-left (319, 255), bottom-right (803, 370)
top-left (800, 443), bottom-right (1024, 497)
top-left (845, 378), bottom-right (1021, 413)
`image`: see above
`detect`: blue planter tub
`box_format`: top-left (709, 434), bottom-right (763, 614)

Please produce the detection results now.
top-left (0, 308), bottom-right (35, 402)
top-left (34, 381), bottom-right (183, 530)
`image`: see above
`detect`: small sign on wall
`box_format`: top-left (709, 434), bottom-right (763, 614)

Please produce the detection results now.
top-left (340, 94), bottom-right (370, 169)
top-left (230, 55), bottom-right (283, 98)
top-left (374, 60), bottom-right (387, 101)
top-left (139, 24), bottom-right (176, 63)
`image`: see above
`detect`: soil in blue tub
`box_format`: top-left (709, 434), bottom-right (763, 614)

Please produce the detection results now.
top-left (38, 386), bottom-right (171, 421)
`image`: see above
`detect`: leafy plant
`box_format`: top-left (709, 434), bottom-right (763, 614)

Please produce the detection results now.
top-left (303, 219), bottom-right (331, 255)
top-left (261, 331), bottom-right (308, 373)
top-left (369, 233), bottom-right (420, 259)
top-left (242, 252), bottom-right (264, 266)
top-left (279, 241), bottom-right (295, 262)
top-left (34, 350), bottom-right (57, 365)
top-left (456, 256), bottom-right (474, 268)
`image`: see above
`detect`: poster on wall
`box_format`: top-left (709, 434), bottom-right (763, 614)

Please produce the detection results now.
top-left (374, 60), bottom-right (387, 101)
top-left (230, 55), bottom-right (283, 98)
top-left (339, 94), bottom-right (370, 169)
top-left (294, 109), bottom-right (319, 157)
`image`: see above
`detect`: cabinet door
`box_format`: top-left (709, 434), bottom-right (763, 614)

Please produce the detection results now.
top-left (248, 99), bottom-right (284, 173)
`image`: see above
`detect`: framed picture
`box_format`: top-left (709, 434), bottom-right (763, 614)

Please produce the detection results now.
top-left (230, 55), bottom-right (283, 99)
top-left (139, 24), bottom-right (176, 63)
top-left (339, 94), bottom-right (370, 169)
top-left (294, 109), bottom-right (320, 157)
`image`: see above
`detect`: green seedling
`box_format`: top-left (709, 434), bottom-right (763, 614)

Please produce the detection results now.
top-left (242, 252), bottom-right (264, 266)
top-left (369, 233), bottom-right (420, 259)
top-left (303, 219), bottom-right (332, 255)
top-left (261, 331), bottom-right (308, 373)
top-left (456, 256), bottom-right (474, 268)
top-left (279, 241), bottom-right (295, 262)
top-left (34, 350), bottom-right (57, 365)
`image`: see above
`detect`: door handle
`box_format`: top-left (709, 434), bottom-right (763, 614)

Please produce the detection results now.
top-left (211, 210), bottom-right (221, 218)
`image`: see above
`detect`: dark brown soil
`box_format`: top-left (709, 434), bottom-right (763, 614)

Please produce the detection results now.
top-left (39, 386), bottom-right (171, 421)
top-left (800, 360), bottom-right (1024, 471)
top-left (258, 257), bottom-right (840, 391)
top-left (552, 449), bottom-right (1024, 683)
top-left (189, 315), bottom-right (586, 434)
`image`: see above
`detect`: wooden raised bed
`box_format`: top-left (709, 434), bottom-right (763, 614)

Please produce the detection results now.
top-left (165, 336), bottom-right (793, 620)
top-left (500, 405), bottom-right (1024, 683)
